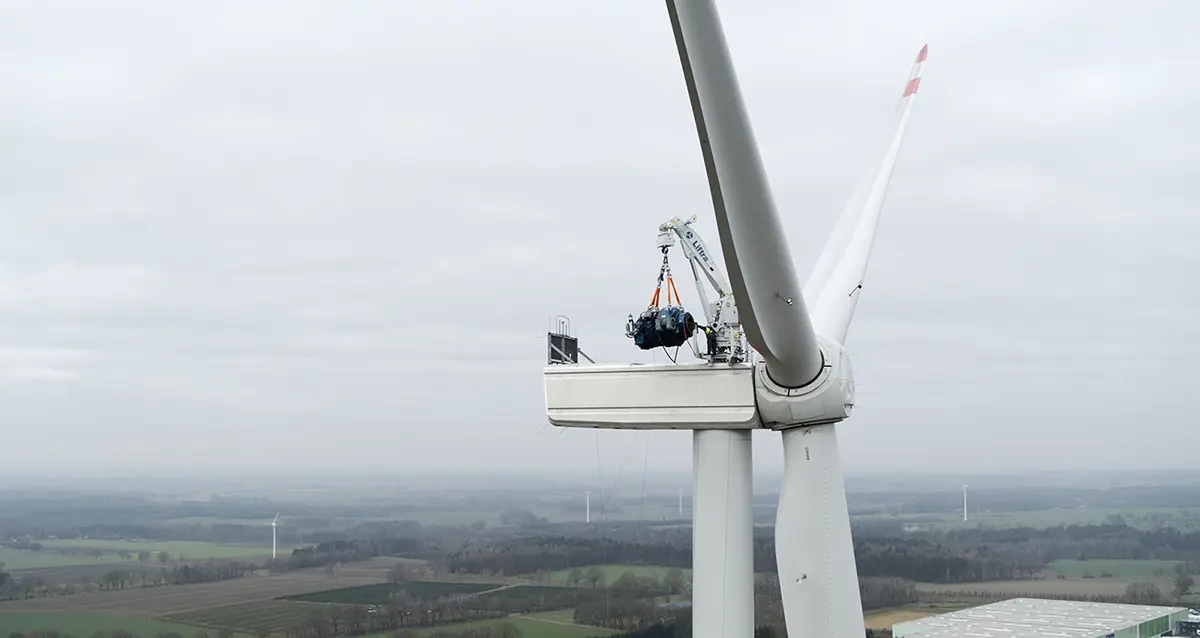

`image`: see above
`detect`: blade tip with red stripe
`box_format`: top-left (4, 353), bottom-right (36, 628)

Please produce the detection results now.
top-left (902, 77), bottom-right (921, 97)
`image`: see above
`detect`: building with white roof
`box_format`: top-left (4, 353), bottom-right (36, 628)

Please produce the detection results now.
top-left (893, 598), bottom-right (1189, 638)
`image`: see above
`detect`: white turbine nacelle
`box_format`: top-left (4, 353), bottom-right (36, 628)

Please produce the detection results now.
top-left (545, 361), bottom-right (759, 430)
top-left (543, 333), bottom-right (854, 432)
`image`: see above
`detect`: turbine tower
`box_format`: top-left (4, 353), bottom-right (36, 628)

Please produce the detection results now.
top-left (270, 513), bottom-right (279, 564)
top-left (585, 490), bottom-right (591, 523)
top-left (542, 2), bottom-right (927, 637)
top-left (963, 484), bottom-right (969, 522)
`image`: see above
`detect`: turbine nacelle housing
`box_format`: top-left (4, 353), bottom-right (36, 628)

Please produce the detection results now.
top-left (755, 335), bottom-right (855, 430)
top-left (541, 335), bottom-right (854, 432)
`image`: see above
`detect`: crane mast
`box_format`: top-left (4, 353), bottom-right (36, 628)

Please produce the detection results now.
top-left (657, 215), bottom-right (747, 364)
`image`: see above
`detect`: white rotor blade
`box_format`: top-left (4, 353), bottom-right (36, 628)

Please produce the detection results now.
top-left (802, 172), bottom-right (872, 311)
top-left (809, 45), bottom-right (928, 345)
top-left (666, 0), bottom-right (822, 388)
top-left (776, 424), bottom-right (863, 637)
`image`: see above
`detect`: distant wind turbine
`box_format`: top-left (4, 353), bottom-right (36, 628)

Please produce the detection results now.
top-left (270, 513), bottom-right (279, 564)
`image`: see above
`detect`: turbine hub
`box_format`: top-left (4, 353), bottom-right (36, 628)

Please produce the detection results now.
top-left (754, 335), bottom-right (855, 430)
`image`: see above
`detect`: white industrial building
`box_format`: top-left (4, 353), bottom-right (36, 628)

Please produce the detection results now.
top-left (893, 598), bottom-right (1189, 638)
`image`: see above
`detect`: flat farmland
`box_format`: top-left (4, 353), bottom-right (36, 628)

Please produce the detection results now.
top-left (7, 562), bottom-right (165, 586)
top-left (361, 615), bottom-right (616, 638)
top-left (286, 581), bottom-right (499, 605)
top-left (0, 547), bottom-right (127, 571)
top-left (37, 539), bottom-right (275, 560)
top-left (863, 603), bottom-right (968, 631)
top-left (0, 612), bottom-right (209, 636)
top-left (1046, 559), bottom-right (1180, 577)
top-left (167, 600), bottom-right (325, 634)
top-left (0, 558), bottom-right (399, 616)
top-left (1, 540), bottom-right (277, 573)
top-left (864, 609), bottom-right (936, 630)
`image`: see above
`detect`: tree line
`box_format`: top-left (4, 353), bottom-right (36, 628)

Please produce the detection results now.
top-left (444, 535), bottom-right (1034, 585)
top-left (940, 523), bottom-right (1200, 561)
top-left (281, 538), bottom-right (424, 572)
top-left (0, 560), bottom-right (261, 601)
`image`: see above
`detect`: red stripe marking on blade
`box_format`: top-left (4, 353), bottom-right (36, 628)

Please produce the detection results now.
top-left (903, 77), bottom-right (921, 97)
top-left (917, 44), bottom-right (928, 63)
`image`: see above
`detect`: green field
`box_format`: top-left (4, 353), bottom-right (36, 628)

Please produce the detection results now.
top-left (0, 612), bottom-right (208, 637)
top-left (523, 609), bottom-right (579, 623)
top-left (166, 600), bottom-right (323, 634)
top-left (0, 546), bottom-right (123, 570)
top-left (363, 614), bottom-right (615, 638)
top-left (171, 601), bottom-right (612, 638)
top-left (543, 564), bottom-right (685, 585)
top-left (0, 539), bottom-right (276, 571)
top-left (37, 539), bottom-right (274, 560)
top-left (1046, 559), bottom-right (1181, 578)
top-left (284, 581), bottom-right (497, 605)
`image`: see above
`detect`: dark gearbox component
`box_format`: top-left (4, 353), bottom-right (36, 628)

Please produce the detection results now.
top-left (653, 306), bottom-right (695, 348)
top-left (630, 309), bottom-right (662, 350)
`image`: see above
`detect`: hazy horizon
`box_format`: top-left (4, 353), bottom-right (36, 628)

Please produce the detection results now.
top-left (1, 1), bottom-right (1195, 476)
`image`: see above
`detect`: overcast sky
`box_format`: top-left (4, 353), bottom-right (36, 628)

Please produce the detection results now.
top-left (0, 0), bottom-right (1195, 479)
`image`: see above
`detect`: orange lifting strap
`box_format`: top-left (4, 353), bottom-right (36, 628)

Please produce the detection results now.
top-left (647, 251), bottom-right (683, 309)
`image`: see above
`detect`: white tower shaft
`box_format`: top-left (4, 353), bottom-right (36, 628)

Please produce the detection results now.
top-left (963, 485), bottom-right (969, 522)
top-left (678, 486), bottom-right (684, 517)
top-left (692, 430), bottom-right (755, 638)
top-left (586, 490), bottom-right (591, 524)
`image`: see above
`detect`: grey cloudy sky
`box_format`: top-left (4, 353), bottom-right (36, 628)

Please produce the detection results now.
top-left (1, 1), bottom-right (1196, 478)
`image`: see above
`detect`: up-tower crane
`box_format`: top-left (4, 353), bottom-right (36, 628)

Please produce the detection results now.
top-left (655, 215), bottom-right (746, 364)
top-left (623, 214), bottom-right (747, 364)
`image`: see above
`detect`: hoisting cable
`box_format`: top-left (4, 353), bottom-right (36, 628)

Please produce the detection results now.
top-left (600, 431), bottom-right (642, 521)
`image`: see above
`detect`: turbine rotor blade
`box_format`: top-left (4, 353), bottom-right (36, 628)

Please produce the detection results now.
top-left (666, 0), bottom-right (822, 387)
top-left (809, 45), bottom-right (928, 345)
top-left (776, 424), bottom-right (863, 636)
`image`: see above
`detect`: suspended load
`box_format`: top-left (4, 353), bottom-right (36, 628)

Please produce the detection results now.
top-left (655, 306), bottom-right (696, 347)
top-left (626, 248), bottom-right (696, 351)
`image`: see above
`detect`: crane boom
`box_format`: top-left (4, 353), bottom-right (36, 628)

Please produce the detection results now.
top-left (657, 215), bottom-right (746, 364)
top-left (659, 215), bottom-right (731, 296)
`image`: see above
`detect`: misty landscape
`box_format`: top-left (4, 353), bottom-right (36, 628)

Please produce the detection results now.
top-left (4, 472), bottom-right (1200, 637)
top-left (1, 0), bottom-right (1196, 637)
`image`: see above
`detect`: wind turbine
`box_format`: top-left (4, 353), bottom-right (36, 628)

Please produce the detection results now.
top-left (270, 513), bottom-right (279, 564)
top-left (963, 484), bottom-right (969, 522)
top-left (543, 2), bottom-right (927, 637)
